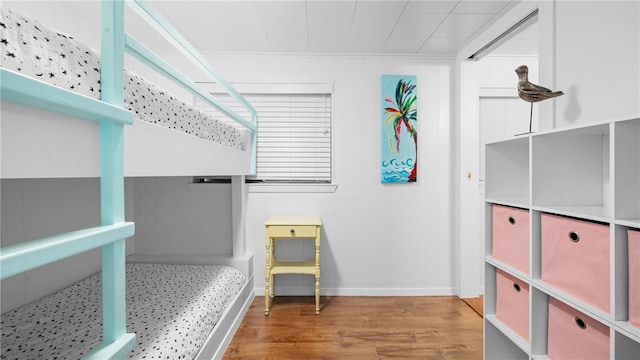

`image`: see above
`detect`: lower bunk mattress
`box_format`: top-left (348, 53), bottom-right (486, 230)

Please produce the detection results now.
top-left (0, 263), bottom-right (245, 359)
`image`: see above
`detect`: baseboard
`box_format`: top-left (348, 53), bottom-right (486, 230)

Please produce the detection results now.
top-left (254, 286), bottom-right (457, 297)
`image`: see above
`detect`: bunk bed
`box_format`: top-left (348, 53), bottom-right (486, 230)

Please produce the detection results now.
top-left (0, 1), bottom-right (256, 359)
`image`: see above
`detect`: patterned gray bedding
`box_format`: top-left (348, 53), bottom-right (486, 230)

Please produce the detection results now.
top-left (0, 6), bottom-right (242, 149)
top-left (0, 263), bottom-right (245, 359)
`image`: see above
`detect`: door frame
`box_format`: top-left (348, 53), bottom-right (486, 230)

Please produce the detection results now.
top-left (454, 1), bottom-right (543, 298)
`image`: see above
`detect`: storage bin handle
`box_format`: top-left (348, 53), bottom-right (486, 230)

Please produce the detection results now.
top-left (513, 283), bottom-right (521, 292)
top-left (575, 316), bottom-right (587, 329)
top-left (568, 231), bottom-right (580, 243)
top-left (508, 216), bottom-right (516, 225)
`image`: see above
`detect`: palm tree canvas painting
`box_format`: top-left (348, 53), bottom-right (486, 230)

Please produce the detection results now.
top-left (381, 75), bottom-right (418, 183)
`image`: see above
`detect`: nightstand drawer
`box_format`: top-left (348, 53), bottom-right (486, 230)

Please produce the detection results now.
top-left (267, 225), bottom-right (317, 238)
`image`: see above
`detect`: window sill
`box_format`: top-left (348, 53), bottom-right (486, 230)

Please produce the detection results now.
top-left (187, 182), bottom-right (231, 192)
top-left (248, 183), bottom-right (338, 193)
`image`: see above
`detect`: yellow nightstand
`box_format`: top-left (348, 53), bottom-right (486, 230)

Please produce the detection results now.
top-left (264, 215), bottom-right (322, 315)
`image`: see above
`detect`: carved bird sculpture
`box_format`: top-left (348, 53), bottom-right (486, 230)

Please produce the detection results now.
top-left (515, 65), bottom-right (564, 133)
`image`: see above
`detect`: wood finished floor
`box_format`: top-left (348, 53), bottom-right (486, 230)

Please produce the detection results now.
top-left (462, 296), bottom-right (484, 318)
top-left (223, 296), bottom-right (483, 359)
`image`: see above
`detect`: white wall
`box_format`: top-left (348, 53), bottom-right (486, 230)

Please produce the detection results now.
top-left (476, 57), bottom-right (539, 294)
top-left (458, 0), bottom-right (639, 134)
top-left (0, 178), bottom-right (136, 312)
top-left (554, 1), bottom-right (640, 127)
top-left (1, 1), bottom-right (459, 301)
top-left (454, 0), bottom-right (639, 298)
top-left (479, 57), bottom-right (539, 160)
top-left (242, 56), bottom-right (454, 295)
top-left (4, 0), bottom-right (637, 302)
top-left (134, 53), bottom-right (457, 296)
top-left (131, 178), bottom-right (233, 256)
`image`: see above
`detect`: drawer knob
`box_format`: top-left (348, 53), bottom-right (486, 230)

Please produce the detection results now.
top-left (508, 216), bottom-right (516, 225)
top-left (290, 227), bottom-right (295, 233)
top-left (575, 316), bottom-right (587, 329)
top-left (513, 283), bottom-right (521, 292)
top-left (569, 231), bottom-right (580, 242)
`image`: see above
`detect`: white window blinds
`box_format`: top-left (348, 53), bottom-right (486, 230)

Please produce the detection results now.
top-left (195, 89), bottom-right (332, 183)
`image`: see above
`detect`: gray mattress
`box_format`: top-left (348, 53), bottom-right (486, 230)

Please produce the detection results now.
top-left (0, 263), bottom-right (245, 359)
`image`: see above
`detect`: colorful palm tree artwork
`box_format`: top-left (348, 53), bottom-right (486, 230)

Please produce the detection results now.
top-left (381, 75), bottom-right (418, 183)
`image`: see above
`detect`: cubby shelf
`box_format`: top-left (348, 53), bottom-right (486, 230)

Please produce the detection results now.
top-left (614, 119), bottom-right (640, 223)
top-left (485, 320), bottom-right (529, 360)
top-left (486, 314), bottom-right (529, 353)
top-left (485, 256), bottom-right (529, 283)
top-left (485, 136), bottom-right (530, 207)
top-left (484, 117), bottom-right (640, 359)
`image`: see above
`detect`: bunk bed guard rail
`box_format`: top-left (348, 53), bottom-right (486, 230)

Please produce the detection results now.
top-left (125, 0), bottom-right (258, 172)
top-left (0, 0), bottom-right (257, 358)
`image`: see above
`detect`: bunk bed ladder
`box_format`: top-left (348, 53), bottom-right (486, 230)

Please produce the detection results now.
top-left (1, 0), bottom-right (258, 357)
top-left (84, 1), bottom-right (136, 358)
top-left (0, 0), bottom-right (136, 358)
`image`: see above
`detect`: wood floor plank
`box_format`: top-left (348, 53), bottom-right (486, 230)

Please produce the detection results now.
top-left (223, 296), bottom-right (483, 359)
top-left (462, 296), bottom-right (484, 318)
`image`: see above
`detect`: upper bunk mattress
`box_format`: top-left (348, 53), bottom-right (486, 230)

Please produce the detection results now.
top-left (0, 6), bottom-right (242, 149)
top-left (0, 263), bottom-right (245, 359)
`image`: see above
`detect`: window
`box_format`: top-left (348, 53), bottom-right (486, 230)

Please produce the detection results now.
top-left (195, 84), bottom-right (333, 184)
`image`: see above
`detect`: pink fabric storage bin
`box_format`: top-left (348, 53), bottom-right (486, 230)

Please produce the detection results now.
top-left (492, 205), bottom-right (530, 274)
top-left (547, 297), bottom-right (609, 360)
top-left (495, 269), bottom-right (529, 341)
top-left (541, 213), bottom-right (610, 312)
top-left (629, 229), bottom-right (640, 328)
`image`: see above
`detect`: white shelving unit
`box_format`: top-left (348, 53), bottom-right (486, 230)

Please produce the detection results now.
top-left (484, 117), bottom-right (640, 359)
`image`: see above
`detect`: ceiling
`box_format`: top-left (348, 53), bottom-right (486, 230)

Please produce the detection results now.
top-left (101, 0), bottom-right (536, 57)
top-left (5, 0), bottom-right (537, 58)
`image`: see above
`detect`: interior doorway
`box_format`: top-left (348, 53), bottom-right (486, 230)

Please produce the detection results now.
top-left (457, 6), bottom-right (539, 297)
top-left (477, 15), bottom-right (539, 289)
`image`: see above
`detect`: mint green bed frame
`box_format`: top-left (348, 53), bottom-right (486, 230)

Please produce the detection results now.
top-left (0, 1), bottom-right (257, 358)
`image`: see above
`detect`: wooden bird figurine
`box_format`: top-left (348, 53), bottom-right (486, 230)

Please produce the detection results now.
top-left (515, 65), bottom-right (564, 133)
